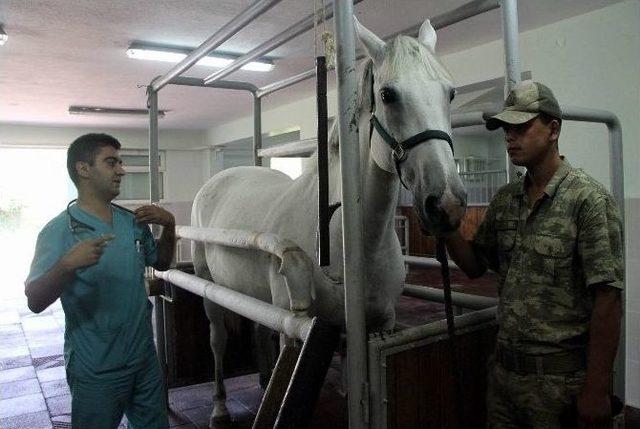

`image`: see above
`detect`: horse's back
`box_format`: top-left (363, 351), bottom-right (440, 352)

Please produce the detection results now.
top-left (193, 166), bottom-right (293, 230)
top-left (192, 166), bottom-right (301, 303)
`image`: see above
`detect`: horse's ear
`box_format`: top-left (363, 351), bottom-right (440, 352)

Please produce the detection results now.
top-left (354, 16), bottom-right (385, 65)
top-left (418, 19), bottom-right (437, 52)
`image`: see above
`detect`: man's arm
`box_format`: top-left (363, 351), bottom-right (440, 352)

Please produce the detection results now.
top-left (576, 284), bottom-right (622, 426)
top-left (134, 204), bottom-right (176, 271)
top-left (445, 231), bottom-right (487, 279)
top-left (154, 223), bottom-right (176, 271)
top-left (25, 236), bottom-right (113, 313)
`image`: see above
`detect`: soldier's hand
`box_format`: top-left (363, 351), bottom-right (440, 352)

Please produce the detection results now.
top-left (60, 235), bottom-right (115, 270)
top-left (134, 204), bottom-right (175, 227)
top-left (576, 386), bottom-right (611, 428)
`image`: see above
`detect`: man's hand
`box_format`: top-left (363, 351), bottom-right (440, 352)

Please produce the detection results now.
top-left (60, 235), bottom-right (115, 271)
top-left (134, 204), bottom-right (175, 227)
top-left (576, 386), bottom-right (611, 428)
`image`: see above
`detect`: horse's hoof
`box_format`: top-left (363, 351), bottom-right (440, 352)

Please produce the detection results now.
top-left (209, 406), bottom-right (231, 428)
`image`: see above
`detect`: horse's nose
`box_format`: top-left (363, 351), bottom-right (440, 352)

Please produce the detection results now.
top-left (424, 192), bottom-right (465, 232)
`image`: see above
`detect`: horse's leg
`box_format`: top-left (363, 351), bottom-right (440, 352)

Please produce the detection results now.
top-left (193, 242), bottom-right (230, 425)
top-left (204, 300), bottom-right (230, 425)
top-left (253, 323), bottom-right (278, 389)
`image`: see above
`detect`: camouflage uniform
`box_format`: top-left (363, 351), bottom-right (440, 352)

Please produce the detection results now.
top-left (473, 159), bottom-right (624, 428)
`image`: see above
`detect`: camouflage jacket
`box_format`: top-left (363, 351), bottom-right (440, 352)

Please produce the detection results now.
top-left (473, 159), bottom-right (623, 354)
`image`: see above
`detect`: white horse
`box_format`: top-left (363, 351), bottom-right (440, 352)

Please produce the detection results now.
top-left (191, 17), bottom-right (467, 425)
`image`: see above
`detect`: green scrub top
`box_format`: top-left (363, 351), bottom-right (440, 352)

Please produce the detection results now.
top-left (27, 203), bottom-right (158, 381)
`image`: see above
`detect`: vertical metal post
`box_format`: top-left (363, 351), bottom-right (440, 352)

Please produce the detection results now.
top-left (148, 88), bottom-right (161, 204)
top-left (499, 0), bottom-right (524, 182)
top-left (254, 95), bottom-right (263, 167)
top-left (500, 0), bottom-right (521, 92)
top-left (607, 118), bottom-right (625, 401)
top-left (316, 56), bottom-right (330, 266)
top-left (334, 2), bottom-right (368, 428)
top-left (148, 87), bottom-right (168, 400)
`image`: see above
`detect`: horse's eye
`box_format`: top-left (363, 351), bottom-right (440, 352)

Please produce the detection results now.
top-left (449, 88), bottom-right (456, 102)
top-left (380, 88), bottom-right (397, 104)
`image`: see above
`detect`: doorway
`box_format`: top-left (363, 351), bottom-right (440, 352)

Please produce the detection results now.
top-left (0, 147), bottom-right (75, 298)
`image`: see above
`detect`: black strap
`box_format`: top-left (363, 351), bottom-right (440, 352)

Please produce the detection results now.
top-left (436, 238), bottom-right (463, 428)
top-left (369, 114), bottom-right (454, 190)
top-left (370, 114), bottom-right (454, 162)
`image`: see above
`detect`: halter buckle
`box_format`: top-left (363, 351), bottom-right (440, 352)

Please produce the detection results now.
top-left (393, 146), bottom-right (407, 162)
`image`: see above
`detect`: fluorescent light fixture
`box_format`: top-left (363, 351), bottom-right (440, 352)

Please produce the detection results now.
top-left (126, 43), bottom-right (274, 72)
top-left (0, 25), bottom-right (7, 46)
top-left (69, 106), bottom-right (167, 117)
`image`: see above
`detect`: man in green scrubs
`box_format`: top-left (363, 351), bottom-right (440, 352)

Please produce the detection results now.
top-left (25, 133), bottom-right (176, 429)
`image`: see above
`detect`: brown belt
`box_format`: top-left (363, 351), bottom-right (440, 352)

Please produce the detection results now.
top-left (495, 344), bottom-right (586, 376)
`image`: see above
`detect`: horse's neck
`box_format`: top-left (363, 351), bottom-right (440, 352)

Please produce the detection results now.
top-left (360, 135), bottom-right (400, 252)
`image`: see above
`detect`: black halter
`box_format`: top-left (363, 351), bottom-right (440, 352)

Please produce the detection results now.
top-left (370, 113), bottom-right (454, 189)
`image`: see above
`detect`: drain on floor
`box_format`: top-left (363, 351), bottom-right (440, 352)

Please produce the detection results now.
top-left (52, 420), bottom-right (72, 429)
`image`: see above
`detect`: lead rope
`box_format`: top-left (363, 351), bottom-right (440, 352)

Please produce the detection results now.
top-left (436, 238), bottom-right (463, 428)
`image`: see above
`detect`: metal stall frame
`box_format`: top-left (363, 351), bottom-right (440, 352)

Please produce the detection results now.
top-left (146, 0), bottom-right (626, 427)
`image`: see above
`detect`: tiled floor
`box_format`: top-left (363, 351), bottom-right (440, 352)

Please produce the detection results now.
top-left (0, 266), bottom-right (495, 429)
top-left (0, 295), bottom-right (348, 429)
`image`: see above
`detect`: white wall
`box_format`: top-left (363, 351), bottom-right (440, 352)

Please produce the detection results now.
top-left (203, 0), bottom-right (640, 406)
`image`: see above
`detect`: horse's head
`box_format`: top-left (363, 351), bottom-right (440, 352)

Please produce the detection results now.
top-left (355, 17), bottom-right (467, 234)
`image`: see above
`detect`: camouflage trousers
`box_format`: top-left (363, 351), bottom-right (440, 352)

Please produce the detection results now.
top-left (486, 359), bottom-right (586, 428)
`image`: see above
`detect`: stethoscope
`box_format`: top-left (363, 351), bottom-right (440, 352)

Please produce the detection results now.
top-left (66, 199), bottom-right (135, 235)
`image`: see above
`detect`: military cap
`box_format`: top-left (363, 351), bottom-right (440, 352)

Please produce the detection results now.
top-left (485, 81), bottom-right (562, 130)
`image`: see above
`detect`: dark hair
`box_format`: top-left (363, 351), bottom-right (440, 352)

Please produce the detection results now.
top-left (539, 112), bottom-right (562, 131)
top-left (67, 133), bottom-right (121, 185)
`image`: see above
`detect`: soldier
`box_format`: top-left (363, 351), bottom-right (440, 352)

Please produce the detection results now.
top-left (445, 81), bottom-right (623, 428)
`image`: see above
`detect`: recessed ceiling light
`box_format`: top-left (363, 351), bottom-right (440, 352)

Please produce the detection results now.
top-left (126, 42), bottom-right (274, 72)
top-left (68, 106), bottom-right (167, 117)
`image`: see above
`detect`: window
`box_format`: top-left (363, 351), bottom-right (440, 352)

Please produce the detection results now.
top-left (116, 150), bottom-right (165, 201)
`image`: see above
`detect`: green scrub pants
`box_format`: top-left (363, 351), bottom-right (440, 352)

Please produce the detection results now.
top-left (68, 353), bottom-right (168, 429)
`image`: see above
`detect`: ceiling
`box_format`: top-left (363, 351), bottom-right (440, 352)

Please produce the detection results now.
top-left (0, 0), bottom-right (624, 130)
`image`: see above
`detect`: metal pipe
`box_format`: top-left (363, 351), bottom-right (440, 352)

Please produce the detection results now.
top-left (560, 105), bottom-right (626, 399)
top-left (256, 69), bottom-right (316, 98)
top-left (560, 106), bottom-right (625, 218)
top-left (404, 255), bottom-right (461, 270)
top-left (334, 2), bottom-right (368, 427)
top-left (403, 284), bottom-right (497, 309)
top-left (373, 307), bottom-right (497, 350)
top-left (317, 56), bottom-right (330, 266)
top-left (382, 0), bottom-right (500, 40)
top-left (156, 269), bottom-right (313, 341)
top-left (204, 0), bottom-right (364, 85)
top-left (499, 0), bottom-right (521, 92)
top-left (499, 0), bottom-right (523, 183)
top-left (175, 225), bottom-right (299, 256)
top-left (151, 0), bottom-right (282, 92)
top-left (257, 0), bottom-right (502, 99)
top-left (174, 225), bottom-right (314, 311)
top-left (147, 88), bottom-right (167, 402)
top-left (257, 138), bottom-right (317, 158)
top-left (148, 90), bottom-right (161, 203)
top-left (254, 95), bottom-right (263, 166)
top-left (168, 76), bottom-right (258, 92)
